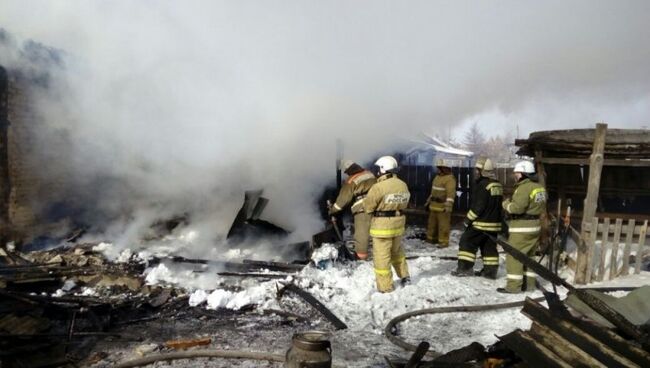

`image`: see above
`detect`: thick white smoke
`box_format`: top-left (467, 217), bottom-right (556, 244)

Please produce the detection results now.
top-left (0, 1), bottom-right (649, 256)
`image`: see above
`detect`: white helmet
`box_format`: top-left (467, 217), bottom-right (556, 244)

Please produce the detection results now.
top-left (513, 160), bottom-right (535, 174)
top-left (339, 159), bottom-right (355, 171)
top-left (475, 157), bottom-right (495, 171)
top-left (434, 158), bottom-right (450, 168)
top-left (375, 156), bottom-right (398, 174)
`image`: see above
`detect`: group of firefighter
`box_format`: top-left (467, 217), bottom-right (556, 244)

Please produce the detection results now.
top-left (329, 155), bottom-right (547, 294)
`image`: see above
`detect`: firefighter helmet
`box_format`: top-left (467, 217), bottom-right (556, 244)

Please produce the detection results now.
top-left (375, 156), bottom-right (398, 174)
top-left (475, 157), bottom-right (495, 171)
top-left (513, 160), bottom-right (535, 174)
top-left (339, 159), bottom-right (355, 171)
top-left (434, 158), bottom-right (451, 168)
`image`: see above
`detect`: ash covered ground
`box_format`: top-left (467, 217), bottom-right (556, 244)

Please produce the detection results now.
top-left (11, 225), bottom-right (647, 367)
top-left (85, 227), bottom-right (552, 367)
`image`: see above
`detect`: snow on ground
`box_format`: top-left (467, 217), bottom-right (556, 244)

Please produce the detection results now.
top-left (96, 226), bottom-right (648, 367)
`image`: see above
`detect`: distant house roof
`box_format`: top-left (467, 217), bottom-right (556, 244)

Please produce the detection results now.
top-left (402, 133), bottom-right (474, 157)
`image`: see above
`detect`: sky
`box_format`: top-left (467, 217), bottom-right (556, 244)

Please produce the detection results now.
top-left (0, 1), bottom-right (649, 252)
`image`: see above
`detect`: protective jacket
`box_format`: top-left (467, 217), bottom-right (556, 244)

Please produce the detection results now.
top-left (331, 170), bottom-right (376, 215)
top-left (502, 178), bottom-right (547, 234)
top-left (364, 173), bottom-right (410, 238)
top-left (428, 173), bottom-right (456, 212)
top-left (466, 176), bottom-right (503, 232)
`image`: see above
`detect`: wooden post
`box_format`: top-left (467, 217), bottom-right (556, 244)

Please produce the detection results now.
top-left (609, 218), bottom-right (623, 280)
top-left (635, 221), bottom-right (648, 274)
top-left (585, 217), bottom-right (599, 283)
top-left (620, 219), bottom-right (636, 276)
top-left (0, 67), bottom-right (10, 247)
top-left (535, 150), bottom-right (550, 258)
top-left (574, 123), bottom-right (607, 284)
top-left (596, 217), bottom-right (610, 281)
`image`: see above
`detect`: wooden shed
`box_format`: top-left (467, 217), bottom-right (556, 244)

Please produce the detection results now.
top-left (516, 124), bottom-right (650, 284)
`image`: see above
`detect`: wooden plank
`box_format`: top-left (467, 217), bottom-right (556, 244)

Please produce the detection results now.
top-left (499, 330), bottom-right (572, 368)
top-left (570, 316), bottom-right (650, 367)
top-left (521, 298), bottom-right (641, 368)
top-left (584, 217), bottom-right (599, 284)
top-left (575, 123), bottom-right (607, 284)
top-left (282, 284), bottom-right (347, 330)
top-left (584, 221), bottom-right (648, 236)
top-left (634, 221), bottom-right (648, 274)
top-left (529, 322), bottom-right (606, 368)
top-left (608, 218), bottom-right (623, 280)
top-left (596, 217), bottom-right (610, 281)
top-left (540, 157), bottom-right (650, 167)
top-left (620, 219), bottom-right (636, 276)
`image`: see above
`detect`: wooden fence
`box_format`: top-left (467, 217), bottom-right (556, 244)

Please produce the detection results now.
top-left (582, 217), bottom-right (648, 283)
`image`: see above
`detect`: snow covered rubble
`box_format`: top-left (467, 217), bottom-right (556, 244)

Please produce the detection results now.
top-left (84, 226), bottom-right (649, 366)
top-left (131, 229), bottom-right (542, 354)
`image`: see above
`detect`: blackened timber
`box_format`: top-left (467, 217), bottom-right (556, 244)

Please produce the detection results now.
top-left (164, 256), bottom-right (304, 273)
top-left (498, 329), bottom-right (572, 368)
top-left (528, 322), bottom-right (605, 368)
top-left (570, 315), bottom-right (650, 366)
top-left (242, 259), bottom-right (305, 272)
top-left (405, 341), bottom-right (429, 368)
top-left (521, 297), bottom-right (641, 367)
top-left (282, 284), bottom-right (347, 330)
top-left (489, 233), bottom-right (650, 349)
top-left (0, 66), bottom-right (9, 246)
top-left (217, 272), bottom-right (289, 279)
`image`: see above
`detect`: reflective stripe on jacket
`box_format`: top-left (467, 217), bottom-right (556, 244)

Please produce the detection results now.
top-left (466, 177), bottom-right (503, 232)
top-left (428, 173), bottom-right (456, 212)
top-left (364, 173), bottom-right (410, 238)
top-left (503, 178), bottom-right (547, 233)
top-left (331, 170), bottom-right (376, 214)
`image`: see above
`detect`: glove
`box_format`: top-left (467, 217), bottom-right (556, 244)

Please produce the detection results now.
top-left (463, 218), bottom-right (472, 229)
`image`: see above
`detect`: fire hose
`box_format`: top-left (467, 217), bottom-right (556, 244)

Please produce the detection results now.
top-left (114, 349), bottom-right (285, 368)
top-left (386, 232), bottom-right (646, 355)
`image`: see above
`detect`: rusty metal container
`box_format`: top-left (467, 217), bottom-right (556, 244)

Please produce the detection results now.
top-left (285, 330), bottom-right (332, 368)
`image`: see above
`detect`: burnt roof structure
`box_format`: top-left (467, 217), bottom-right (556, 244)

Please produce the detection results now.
top-left (516, 128), bottom-right (650, 162)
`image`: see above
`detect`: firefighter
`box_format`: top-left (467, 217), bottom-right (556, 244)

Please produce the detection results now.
top-left (425, 159), bottom-right (456, 248)
top-left (452, 157), bottom-right (503, 279)
top-left (499, 160), bottom-right (547, 293)
top-left (364, 156), bottom-right (411, 293)
top-left (329, 159), bottom-right (377, 260)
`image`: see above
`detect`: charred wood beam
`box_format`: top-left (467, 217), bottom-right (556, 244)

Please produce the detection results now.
top-left (499, 329), bottom-right (572, 368)
top-left (522, 297), bottom-right (646, 367)
top-left (242, 259), bottom-right (305, 272)
top-left (528, 322), bottom-right (605, 368)
top-left (405, 341), bottom-right (430, 368)
top-left (279, 283), bottom-right (347, 330)
top-left (488, 233), bottom-right (650, 349)
top-left (162, 256), bottom-right (305, 273)
top-left (217, 272), bottom-right (290, 279)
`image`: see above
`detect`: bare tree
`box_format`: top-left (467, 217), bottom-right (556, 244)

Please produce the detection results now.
top-left (462, 122), bottom-right (486, 156)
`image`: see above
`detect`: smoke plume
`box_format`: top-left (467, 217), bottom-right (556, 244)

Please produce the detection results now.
top-left (0, 1), bottom-right (649, 255)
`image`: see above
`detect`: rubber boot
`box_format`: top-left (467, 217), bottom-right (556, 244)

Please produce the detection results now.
top-left (475, 266), bottom-right (498, 280)
top-left (451, 260), bottom-right (474, 277)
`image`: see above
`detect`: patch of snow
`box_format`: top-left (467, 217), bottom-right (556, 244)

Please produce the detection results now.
top-left (117, 248), bottom-right (133, 263)
top-left (80, 287), bottom-right (98, 296)
top-left (92, 242), bottom-right (113, 252)
top-left (206, 289), bottom-right (234, 309)
top-left (52, 289), bottom-right (66, 297)
top-left (311, 243), bottom-right (339, 264)
top-left (189, 289), bottom-right (209, 307)
top-left (144, 263), bottom-right (173, 285)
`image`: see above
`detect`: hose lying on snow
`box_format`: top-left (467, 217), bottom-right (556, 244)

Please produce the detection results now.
top-left (384, 297), bottom-right (547, 357)
top-left (384, 286), bottom-right (639, 356)
top-left (114, 349), bottom-right (285, 368)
